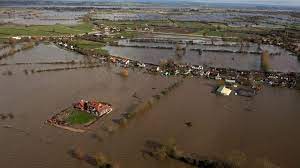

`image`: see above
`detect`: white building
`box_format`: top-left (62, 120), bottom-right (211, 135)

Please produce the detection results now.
top-left (217, 86), bottom-right (232, 96)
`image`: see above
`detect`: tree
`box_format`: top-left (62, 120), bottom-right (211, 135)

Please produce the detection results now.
top-left (8, 38), bottom-right (17, 45)
top-left (261, 50), bottom-right (270, 72)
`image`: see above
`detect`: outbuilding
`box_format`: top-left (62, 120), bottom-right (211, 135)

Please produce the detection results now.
top-left (217, 85), bottom-right (232, 96)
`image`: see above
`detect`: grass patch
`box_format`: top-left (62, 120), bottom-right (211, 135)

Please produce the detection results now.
top-left (288, 23), bottom-right (300, 30)
top-left (95, 20), bottom-right (236, 37)
top-left (72, 39), bottom-right (104, 49)
top-left (94, 48), bottom-right (109, 55)
top-left (71, 39), bottom-right (109, 56)
top-left (119, 31), bottom-right (138, 38)
top-left (0, 37), bottom-right (7, 43)
top-left (0, 22), bottom-right (94, 38)
top-left (66, 108), bottom-right (96, 125)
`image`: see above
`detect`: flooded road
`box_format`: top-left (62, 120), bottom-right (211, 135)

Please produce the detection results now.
top-left (0, 44), bottom-right (300, 168)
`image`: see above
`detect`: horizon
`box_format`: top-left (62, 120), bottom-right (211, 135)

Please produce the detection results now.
top-left (0, 0), bottom-right (300, 7)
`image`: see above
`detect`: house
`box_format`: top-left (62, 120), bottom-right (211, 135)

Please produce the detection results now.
top-left (93, 33), bottom-right (103, 37)
top-left (192, 40), bottom-right (204, 44)
top-left (215, 73), bottom-right (221, 80)
top-left (217, 85), bottom-right (232, 96)
top-left (12, 36), bottom-right (22, 40)
top-left (225, 79), bottom-right (236, 85)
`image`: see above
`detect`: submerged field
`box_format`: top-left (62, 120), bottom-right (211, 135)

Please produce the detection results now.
top-left (0, 45), bottom-right (300, 168)
top-left (0, 4), bottom-right (300, 168)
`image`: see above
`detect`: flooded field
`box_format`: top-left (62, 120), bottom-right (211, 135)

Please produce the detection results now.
top-left (0, 2), bottom-right (299, 166)
top-left (0, 43), bottom-right (98, 76)
top-left (105, 40), bottom-right (300, 72)
top-left (0, 43), bottom-right (85, 64)
top-left (0, 45), bottom-right (300, 168)
top-left (0, 9), bottom-right (86, 25)
top-left (1, 63), bottom-right (300, 168)
top-left (92, 11), bottom-right (300, 27)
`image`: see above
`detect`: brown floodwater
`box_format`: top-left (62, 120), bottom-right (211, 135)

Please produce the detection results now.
top-left (0, 43), bottom-right (86, 64)
top-left (0, 45), bottom-right (300, 168)
top-left (105, 41), bottom-right (300, 72)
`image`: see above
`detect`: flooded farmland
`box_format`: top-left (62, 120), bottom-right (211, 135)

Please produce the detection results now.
top-left (0, 9), bottom-right (86, 25)
top-left (0, 44), bottom-right (300, 168)
top-left (0, 43), bottom-right (97, 76)
top-left (105, 40), bottom-right (300, 72)
top-left (92, 11), bottom-right (300, 26)
top-left (0, 1), bottom-right (300, 168)
top-left (0, 43), bottom-right (85, 64)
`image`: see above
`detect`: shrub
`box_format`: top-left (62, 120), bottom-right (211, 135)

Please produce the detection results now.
top-left (119, 69), bottom-right (129, 78)
top-left (21, 42), bottom-right (35, 50)
top-left (254, 158), bottom-right (281, 168)
top-left (296, 77), bottom-right (300, 90)
top-left (7, 70), bottom-right (13, 76)
top-left (69, 147), bottom-right (85, 160)
top-left (94, 153), bottom-right (108, 167)
top-left (23, 69), bottom-right (29, 75)
top-left (226, 150), bottom-right (247, 168)
top-left (118, 117), bottom-right (128, 126)
top-left (8, 38), bottom-right (17, 45)
top-left (102, 125), bottom-right (116, 134)
top-left (152, 145), bottom-right (168, 160)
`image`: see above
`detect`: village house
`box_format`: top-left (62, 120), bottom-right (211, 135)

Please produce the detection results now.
top-left (217, 85), bottom-right (232, 96)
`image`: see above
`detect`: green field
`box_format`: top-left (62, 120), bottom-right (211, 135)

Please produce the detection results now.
top-left (71, 39), bottom-right (109, 55)
top-left (66, 108), bottom-right (96, 125)
top-left (0, 23), bottom-right (94, 38)
top-left (93, 19), bottom-right (271, 39)
top-left (72, 39), bottom-right (104, 49)
top-left (289, 23), bottom-right (300, 30)
top-left (0, 38), bottom-right (7, 43)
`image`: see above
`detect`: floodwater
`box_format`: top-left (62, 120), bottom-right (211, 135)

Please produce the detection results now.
top-left (0, 46), bottom-right (300, 168)
top-left (104, 41), bottom-right (300, 72)
top-left (0, 43), bottom-right (97, 76)
top-left (92, 11), bottom-right (300, 25)
top-left (105, 45), bottom-right (261, 70)
top-left (0, 44), bottom-right (23, 57)
top-left (0, 43), bottom-right (85, 64)
top-left (0, 9), bottom-right (86, 25)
